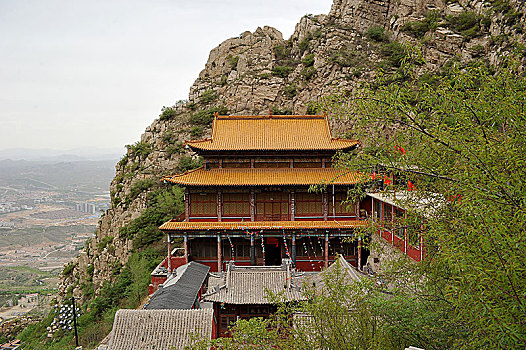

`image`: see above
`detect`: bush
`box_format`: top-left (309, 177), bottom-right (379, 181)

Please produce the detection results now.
top-left (470, 44), bottom-right (485, 57)
top-left (401, 11), bottom-right (440, 39)
top-left (162, 128), bottom-right (178, 144)
top-left (301, 67), bottom-right (316, 80)
top-left (97, 236), bottom-right (114, 251)
top-left (159, 106), bottom-right (178, 120)
top-left (190, 126), bottom-right (204, 138)
top-left (381, 42), bottom-right (408, 67)
top-left (226, 55), bottom-right (239, 69)
top-left (366, 26), bottom-right (388, 42)
top-left (166, 141), bottom-right (184, 156)
top-left (298, 35), bottom-right (311, 52)
top-left (127, 178), bottom-right (155, 202)
top-left (284, 84), bottom-right (298, 98)
top-left (302, 54), bottom-right (315, 67)
top-left (272, 65), bottom-right (293, 78)
top-left (446, 11), bottom-right (482, 39)
top-left (273, 44), bottom-right (291, 60)
top-left (178, 156), bottom-right (203, 173)
top-left (125, 141), bottom-right (152, 160)
top-left (306, 103), bottom-right (318, 115)
top-left (199, 89), bottom-right (216, 104)
top-left (329, 48), bottom-right (366, 67)
top-left (62, 262), bottom-right (76, 276)
top-left (119, 186), bottom-right (185, 248)
top-left (189, 106), bottom-right (229, 125)
top-left (271, 107), bottom-right (292, 115)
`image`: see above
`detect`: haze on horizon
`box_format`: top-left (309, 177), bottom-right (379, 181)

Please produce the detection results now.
top-left (0, 0), bottom-right (332, 152)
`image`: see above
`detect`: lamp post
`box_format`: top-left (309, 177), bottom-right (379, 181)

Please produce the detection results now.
top-left (71, 296), bottom-right (79, 348)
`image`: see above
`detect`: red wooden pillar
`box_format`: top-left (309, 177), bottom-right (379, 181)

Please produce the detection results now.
top-left (217, 189), bottom-right (222, 222)
top-left (217, 235), bottom-right (222, 272)
top-left (250, 234), bottom-right (255, 266)
top-left (184, 235), bottom-right (189, 264)
top-left (324, 233), bottom-right (329, 268)
top-left (184, 189), bottom-right (190, 222)
top-left (167, 233), bottom-right (172, 274)
top-left (250, 190), bottom-right (255, 221)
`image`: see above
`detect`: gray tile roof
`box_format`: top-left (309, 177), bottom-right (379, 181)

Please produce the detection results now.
top-left (304, 255), bottom-right (365, 290)
top-left (203, 265), bottom-right (305, 304)
top-left (146, 262), bottom-right (209, 310)
top-left (109, 309), bottom-right (213, 350)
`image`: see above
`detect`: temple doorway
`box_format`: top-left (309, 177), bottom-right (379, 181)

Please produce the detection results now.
top-left (265, 237), bottom-right (282, 266)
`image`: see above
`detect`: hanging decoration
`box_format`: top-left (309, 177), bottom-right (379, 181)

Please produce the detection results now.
top-left (259, 230), bottom-right (265, 261)
top-left (226, 232), bottom-right (235, 262)
top-left (302, 239), bottom-right (316, 270)
top-left (282, 229), bottom-right (291, 260)
top-left (308, 237), bottom-right (321, 269)
top-left (408, 180), bottom-right (416, 191)
top-left (395, 145), bottom-right (407, 155)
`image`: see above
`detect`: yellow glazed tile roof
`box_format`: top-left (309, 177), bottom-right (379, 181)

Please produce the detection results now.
top-left (159, 220), bottom-right (366, 231)
top-left (163, 167), bottom-right (364, 186)
top-left (185, 115), bottom-right (358, 151)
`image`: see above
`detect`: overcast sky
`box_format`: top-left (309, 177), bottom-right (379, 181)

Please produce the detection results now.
top-left (0, 0), bottom-right (333, 152)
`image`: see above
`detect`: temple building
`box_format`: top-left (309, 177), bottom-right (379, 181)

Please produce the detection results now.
top-left (158, 115), bottom-right (371, 277)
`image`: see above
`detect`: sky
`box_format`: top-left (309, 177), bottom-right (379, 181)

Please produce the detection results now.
top-left (0, 0), bottom-right (333, 153)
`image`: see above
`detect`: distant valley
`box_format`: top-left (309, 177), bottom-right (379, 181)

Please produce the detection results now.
top-left (0, 153), bottom-right (118, 321)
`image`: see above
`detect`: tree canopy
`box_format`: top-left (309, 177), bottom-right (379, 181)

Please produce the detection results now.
top-left (320, 57), bottom-right (526, 348)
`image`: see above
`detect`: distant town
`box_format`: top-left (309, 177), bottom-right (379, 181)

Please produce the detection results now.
top-left (0, 155), bottom-right (116, 325)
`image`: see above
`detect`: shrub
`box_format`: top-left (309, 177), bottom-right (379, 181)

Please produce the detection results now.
top-left (470, 44), bottom-right (485, 57)
top-left (178, 156), bottom-right (203, 173)
top-left (306, 103), bottom-right (318, 115)
top-left (162, 129), bottom-right (176, 144)
top-left (272, 65), bottom-right (293, 78)
top-left (166, 141), bottom-right (183, 156)
top-left (62, 262), bottom-right (76, 277)
top-left (190, 126), bottom-right (204, 138)
top-left (366, 25), bottom-right (388, 42)
top-left (329, 47), bottom-right (368, 68)
top-left (446, 11), bottom-right (482, 39)
top-left (301, 66), bottom-right (316, 80)
top-left (302, 54), bottom-right (315, 67)
top-left (381, 42), bottom-right (408, 67)
top-left (226, 54), bottom-right (239, 69)
top-left (125, 141), bottom-right (152, 160)
top-left (271, 107), bottom-right (292, 115)
top-left (199, 89), bottom-right (216, 104)
top-left (119, 186), bottom-right (184, 247)
top-left (273, 44), bottom-right (291, 60)
top-left (259, 72), bottom-right (271, 79)
top-left (284, 84), bottom-right (298, 98)
top-left (401, 11), bottom-right (440, 39)
top-left (298, 35), bottom-right (311, 52)
top-left (189, 106), bottom-right (229, 125)
top-left (97, 236), bottom-right (114, 251)
top-left (159, 106), bottom-right (178, 120)
top-left (127, 178), bottom-right (155, 201)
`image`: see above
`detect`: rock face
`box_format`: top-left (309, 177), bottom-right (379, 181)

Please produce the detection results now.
top-left (58, 0), bottom-right (525, 301)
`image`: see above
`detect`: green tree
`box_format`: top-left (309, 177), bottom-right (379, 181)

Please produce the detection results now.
top-left (319, 58), bottom-right (526, 348)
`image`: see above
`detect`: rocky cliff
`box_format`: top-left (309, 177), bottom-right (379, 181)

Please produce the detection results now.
top-left (58, 0), bottom-right (525, 302)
